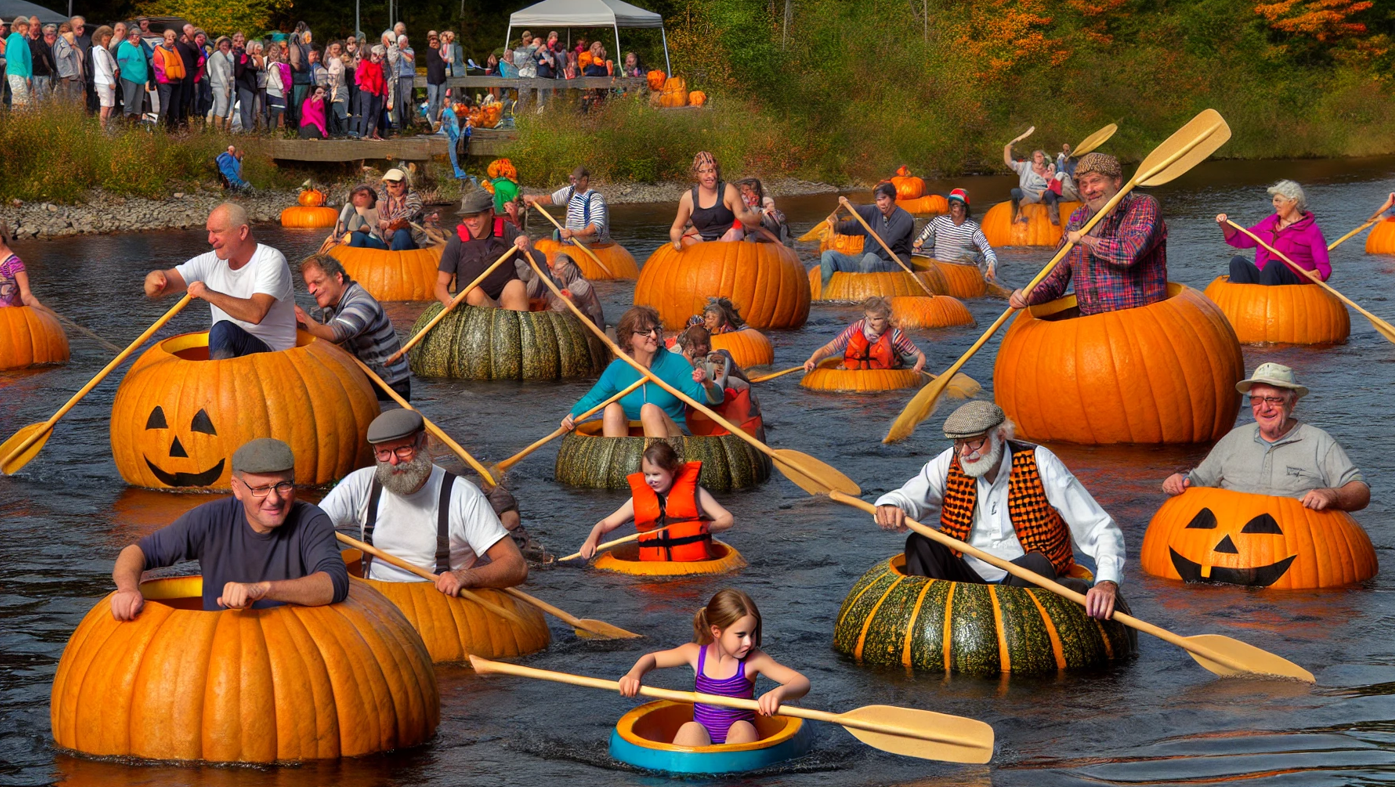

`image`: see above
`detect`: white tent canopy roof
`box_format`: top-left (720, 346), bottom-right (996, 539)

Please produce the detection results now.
top-left (507, 0), bottom-right (663, 29)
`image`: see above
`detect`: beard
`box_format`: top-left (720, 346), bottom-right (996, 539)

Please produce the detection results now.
top-left (961, 434), bottom-right (1004, 479)
top-left (376, 453), bottom-right (434, 496)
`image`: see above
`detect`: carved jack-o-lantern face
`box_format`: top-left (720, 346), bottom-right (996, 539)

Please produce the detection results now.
top-left (1167, 506), bottom-right (1296, 587)
top-left (142, 405), bottom-right (225, 487)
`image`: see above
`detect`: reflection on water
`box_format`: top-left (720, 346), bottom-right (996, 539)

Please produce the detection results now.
top-left (4, 155), bottom-right (1395, 786)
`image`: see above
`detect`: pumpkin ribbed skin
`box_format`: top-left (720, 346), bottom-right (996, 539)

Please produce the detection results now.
top-left (0, 306), bottom-right (69, 370)
top-left (993, 283), bottom-right (1243, 445)
top-left (1366, 217), bottom-right (1395, 254)
top-left (50, 578), bottom-right (439, 763)
top-left (592, 540), bottom-right (747, 577)
top-left (280, 206), bottom-right (338, 228)
top-left (896, 195), bottom-right (949, 215)
top-left (807, 266), bottom-right (950, 301)
top-left (328, 244), bottom-right (444, 302)
top-left (981, 201), bottom-right (1082, 247)
top-left (833, 557), bottom-right (1131, 676)
top-left (110, 331), bottom-right (378, 490)
top-left (407, 303), bottom-right (606, 380)
top-left (554, 421), bottom-right (770, 492)
top-left (889, 295), bottom-right (975, 329)
top-left (817, 233), bottom-right (865, 256)
top-left (710, 328), bottom-right (774, 367)
top-left (925, 259), bottom-right (989, 299)
top-left (361, 578), bottom-right (550, 663)
top-left (1141, 488), bottom-right (1378, 590)
top-left (1203, 276), bottom-right (1350, 345)
top-left (801, 360), bottom-right (920, 392)
top-left (635, 242), bottom-right (810, 330)
top-left (533, 238), bottom-right (640, 280)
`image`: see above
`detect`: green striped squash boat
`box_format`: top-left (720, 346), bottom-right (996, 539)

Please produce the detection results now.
top-left (555, 420), bottom-right (771, 493)
top-left (407, 303), bottom-right (608, 381)
top-left (834, 556), bottom-right (1133, 676)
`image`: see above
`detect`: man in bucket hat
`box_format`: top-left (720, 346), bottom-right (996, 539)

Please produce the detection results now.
top-left (872, 400), bottom-right (1127, 620)
top-left (1162, 363), bottom-right (1368, 511)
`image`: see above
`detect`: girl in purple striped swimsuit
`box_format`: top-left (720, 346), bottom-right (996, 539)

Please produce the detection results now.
top-left (619, 589), bottom-right (810, 746)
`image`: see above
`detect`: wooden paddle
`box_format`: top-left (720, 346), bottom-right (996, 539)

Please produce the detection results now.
top-left (748, 366), bottom-right (804, 383)
top-left (485, 377), bottom-right (647, 479)
top-left (557, 525), bottom-right (675, 562)
top-left (500, 586), bottom-right (642, 640)
top-left (885, 108), bottom-right (1233, 443)
top-left (1, 294), bottom-right (192, 475)
top-left (523, 256), bottom-right (860, 497)
top-left (34, 305), bottom-right (124, 353)
top-left (528, 203), bottom-right (615, 277)
top-left (1071, 123), bottom-right (1118, 158)
top-left (469, 656), bottom-right (995, 764)
top-left (336, 532), bottom-right (530, 626)
top-left (348, 356), bottom-right (496, 487)
top-left (385, 246), bottom-right (519, 364)
top-left (829, 492), bottom-right (1314, 682)
top-left (1326, 197), bottom-right (1394, 252)
top-left (1226, 220), bottom-right (1395, 343)
top-left (836, 197), bottom-right (937, 298)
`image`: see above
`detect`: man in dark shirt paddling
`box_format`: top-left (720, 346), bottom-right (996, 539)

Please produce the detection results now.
top-left (109, 438), bottom-right (350, 619)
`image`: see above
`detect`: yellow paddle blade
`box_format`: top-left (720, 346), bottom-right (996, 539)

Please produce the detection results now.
top-left (884, 372), bottom-right (953, 443)
top-left (573, 619), bottom-right (644, 640)
top-left (797, 221), bottom-right (832, 244)
top-left (772, 449), bottom-right (861, 496)
top-left (836, 705), bottom-right (994, 764)
top-left (1182, 634), bottom-right (1315, 683)
top-left (0, 422), bottom-right (51, 475)
top-left (1134, 109), bottom-right (1231, 187)
top-left (1072, 123), bottom-right (1118, 157)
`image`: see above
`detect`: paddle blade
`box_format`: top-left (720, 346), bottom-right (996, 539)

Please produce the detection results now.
top-left (0, 423), bottom-right (51, 475)
top-left (772, 449), bottom-right (861, 496)
top-left (574, 619), bottom-right (644, 640)
top-left (1072, 123), bottom-right (1118, 157)
top-left (884, 373), bottom-right (952, 443)
top-left (1182, 634), bottom-right (1315, 683)
top-left (1134, 109), bottom-right (1231, 187)
top-left (837, 705), bottom-right (994, 764)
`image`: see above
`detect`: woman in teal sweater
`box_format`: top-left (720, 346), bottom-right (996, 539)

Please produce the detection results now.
top-left (563, 306), bottom-right (724, 438)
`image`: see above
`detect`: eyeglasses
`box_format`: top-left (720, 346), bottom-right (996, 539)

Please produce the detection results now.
top-left (374, 444), bottom-right (418, 461)
top-left (632, 326), bottom-right (660, 337)
top-left (1249, 395), bottom-right (1288, 407)
top-left (953, 435), bottom-right (990, 455)
top-left (238, 479), bottom-right (294, 498)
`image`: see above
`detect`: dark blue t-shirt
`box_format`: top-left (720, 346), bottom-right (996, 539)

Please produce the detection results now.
top-left (137, 497), bottom-right (350, 611)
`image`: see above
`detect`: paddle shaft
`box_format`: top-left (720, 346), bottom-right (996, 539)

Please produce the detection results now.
top-left (558, 524), bottom-right (674, 562)
top-left (348, 356), bottom-right (496, 487)
top-left (387, 246), bottom-right (518, 363)
top-left (529, 203), bottom-right (614, 276)
top-left (491, 378), bottom-right (647, 475)
top-left (2, 294), bottom-right (191, 469)
top-left (836, 198), bottom-right (936, 297)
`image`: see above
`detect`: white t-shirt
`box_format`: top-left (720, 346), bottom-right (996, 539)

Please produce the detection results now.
top-left (176, 243), bottom-right (297, 351)
top-left (319, 465), bottom-right (510, 582)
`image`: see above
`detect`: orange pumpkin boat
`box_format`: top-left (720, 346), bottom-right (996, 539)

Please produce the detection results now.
top-left (533, 238), bottom-right (640, 280)
top-left (1141, 488), bottom-right (1377, 590)
top-left (801, 359), bottom-right (921, 393)
top-left (980, 201), bottom-right (1082, 247)
top-left (328, 244), bottom-right (445, 302)
top-left (888, 295), bottom-right (976, 329)
top-left (0, 305), bottom-right (69, 370)
top-left (1203, 276), bottom-right (1350, 345)
top-left (635, 242), bottom-right (810, 330)
top-left (993, 283), bottom-right (1244, 445)
top-left (1366, 216), bottom-right (1395, 254)
top-left (709, 327), bottom-right (774, 367)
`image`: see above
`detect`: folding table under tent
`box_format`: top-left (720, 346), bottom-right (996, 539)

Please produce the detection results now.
top-left (505, 0), bottom-right (671, 76)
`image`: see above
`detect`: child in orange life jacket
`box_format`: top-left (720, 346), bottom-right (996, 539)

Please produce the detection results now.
top-left (619, 589), bottom-right (810, 746)
top-left (802, 296), bottom-right (925, 372)
top-left (578, 442), bottom-right (733, 562)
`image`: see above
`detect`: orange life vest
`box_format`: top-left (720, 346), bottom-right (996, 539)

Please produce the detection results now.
top-left (629, 461), bottom-right (713, 562)
top-left (844, 328), bottom-right (899, 370)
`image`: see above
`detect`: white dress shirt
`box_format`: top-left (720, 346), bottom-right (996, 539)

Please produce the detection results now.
top-left (874, 444), bottom-right (1126, 585)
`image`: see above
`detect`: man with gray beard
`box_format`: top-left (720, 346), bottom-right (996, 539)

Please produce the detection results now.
top-left (318, 410), bottom-right (528, 594)
top-left (872, 401), bottom-right (1126, 620)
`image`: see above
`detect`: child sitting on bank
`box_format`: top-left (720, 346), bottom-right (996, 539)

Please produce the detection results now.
top-left (803, 296), bottom-right (925, 372)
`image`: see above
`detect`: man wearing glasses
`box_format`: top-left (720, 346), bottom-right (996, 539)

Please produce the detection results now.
top-left (1162, 363), bottom-right (1368, 512)
top-left (318, 410), bottom-right (529, 594)
top-left (872, 400), bottom-right (1126, 620)
top-left (109, 439), bottom-right (350, 619)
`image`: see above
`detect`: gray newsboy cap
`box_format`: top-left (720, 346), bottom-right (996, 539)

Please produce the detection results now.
top-left (942, 401), bottom-right (1006, 439)
top-left (367, 409), bottom-right (426, 444)
top-left (232, 438), bottom-right (296, 474)
top-left (460, 189), bottom-right (494, 214)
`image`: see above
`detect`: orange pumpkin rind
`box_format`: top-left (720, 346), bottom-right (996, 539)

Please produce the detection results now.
top-left (0, 305), bottom-right (69, 370)
top-left (1203, 276), bottom-right (1350, 345)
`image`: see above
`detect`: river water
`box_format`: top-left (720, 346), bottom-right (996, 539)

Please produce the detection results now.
top-left (3, 157), bottom-right (1395, 787)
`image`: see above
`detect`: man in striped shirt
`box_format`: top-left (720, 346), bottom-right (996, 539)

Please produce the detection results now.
top-left (524, 166), bottom-right (608, 243)
top-left (295, 254), bottom-right (411, 402)
top-left (912, 188), bottom-right (999, 279)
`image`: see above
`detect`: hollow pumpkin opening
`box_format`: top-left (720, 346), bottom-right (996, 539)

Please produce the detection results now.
top-left (1029, 281), bottom-right (1184, 322)
top-left (160, 329), bottom-right (317, 361)
top-left (622, 701), bottom-right (792, 749)
top-left (139, 575), bottom-right (206, 610)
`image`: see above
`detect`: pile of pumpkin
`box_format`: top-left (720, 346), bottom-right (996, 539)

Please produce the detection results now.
top-left (281, 184), bottom-right (337, 229)
top-left (646, 71), bottom-right (706, 108)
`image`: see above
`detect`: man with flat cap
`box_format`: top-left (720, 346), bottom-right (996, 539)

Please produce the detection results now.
top-left (872, 400), bottom-right (1127, 620)
top-left (109, 438), bottom-right (350, 620)
top-left (434, 189), bottom-right (542, 312)
top-left (318, 409), bottom-right (529, 593)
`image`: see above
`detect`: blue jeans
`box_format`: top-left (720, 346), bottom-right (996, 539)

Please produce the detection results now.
top-left (389, 231), bottom-right (418, 251)
top-left (208, 321), bottom-right (272, 360)
top-left (348, 231), bottom-right (388, 249)
top-left (820, 250), bottom-right (899, 284)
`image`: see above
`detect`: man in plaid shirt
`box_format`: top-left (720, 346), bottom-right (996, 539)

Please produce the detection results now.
top-left (1010, 153), bottom-right (1168, 315)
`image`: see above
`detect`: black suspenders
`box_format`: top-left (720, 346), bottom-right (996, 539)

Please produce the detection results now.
top-left (363, 473), bottom-right (456, 578)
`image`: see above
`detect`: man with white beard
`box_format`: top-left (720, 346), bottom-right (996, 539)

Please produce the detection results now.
top-left (873, 401), bottom-right (1126, 620)
top-left (319, 410), bottom-right (528, 593)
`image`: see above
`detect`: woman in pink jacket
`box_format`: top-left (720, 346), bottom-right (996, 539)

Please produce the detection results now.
top-left (1217, 179), bottom-right (1330, 286)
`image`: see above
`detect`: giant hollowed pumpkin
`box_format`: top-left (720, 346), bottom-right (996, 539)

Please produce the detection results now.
top-left (1203, 276), bottom-right (1350, 345)
top-left (280, 206), bottom-right (338, 228)
top-left (896, 195), bottom-right (950, 216)
top-left (1366, 217), bottom-right (1395, 255)
top-left (1140, 487), bottom-right (1378, 590)
top-left (50, 577), bottom-right (439, 763)
top-left (710, 327), bottom-right (774, 367)
top-left (328, 244), bottom-right (445, 302)
top-left (635, 242), bottom-right (810, 330)
top-left (923, 258), bottom-right (988, 299)
top-left (807, 264), bottom-right (950, 301)
top-left (406, 303), bottom-right (607, 380)
top-left (0, 305), bottom-right (69, 370)
top-left (533, 237), bottom-right (640, 280)
top-left (801, 359), bottom-right (920, 393)
top-left (109, 331), bottom-right (379, 490)
top-left (889, 295), bottom-right (975, 329)
top-left (555, 417), bottom-right (770, 492)
top-left (981, 201), bottom-right (1082, 247)
top-left (993, 283), bottom-right (1244, 444)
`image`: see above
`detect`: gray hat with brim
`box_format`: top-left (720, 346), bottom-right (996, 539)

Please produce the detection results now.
top-left (1236, 362), bottom-right (1308, 398)
top-left (460, 189), bottom-right (494, 214)
top-left (942, 401), bottom-right (1006, 439)
top-left (367, 409), bottom-right (426, 444)
top-left (232, 438), bottom-right (296, 474)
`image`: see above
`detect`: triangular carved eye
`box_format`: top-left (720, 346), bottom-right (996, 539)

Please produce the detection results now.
top-left (1185, 508), bottom-right (1217, 529)
top-left (145, 407), bottom-right (168, 429)
top-left (190, 409), bottom-right (217, 435)
top-left (1241, 513), bottom-right (1283, 535)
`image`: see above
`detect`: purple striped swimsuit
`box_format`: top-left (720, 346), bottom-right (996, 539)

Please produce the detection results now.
top-left (692, 644), bottom-right (755, 744)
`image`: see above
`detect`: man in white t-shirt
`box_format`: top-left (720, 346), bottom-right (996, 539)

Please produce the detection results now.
top-left (143, 202), bottom-right (297, 359)
top-left (523, 165), bottom-right (608, 243)
top-left (318, 409), bottom-right (529, 593)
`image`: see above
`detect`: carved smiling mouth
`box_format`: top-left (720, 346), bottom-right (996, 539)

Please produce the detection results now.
top-left (1169, 548), bottom-right (1296, 587)
top-left (144, 457), bottom-right (226, 487)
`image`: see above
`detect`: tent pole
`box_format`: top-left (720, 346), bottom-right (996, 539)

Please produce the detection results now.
top-left (661, 27), bottom-right (671, 76)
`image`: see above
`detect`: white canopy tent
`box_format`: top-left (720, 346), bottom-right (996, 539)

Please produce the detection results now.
top-left (505, 0), bottom-right (671, 76)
